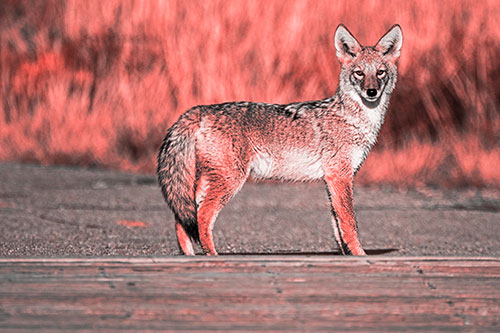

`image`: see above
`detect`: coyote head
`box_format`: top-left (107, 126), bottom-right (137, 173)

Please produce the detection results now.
top-left (334, 24), bottom-right (403, 108)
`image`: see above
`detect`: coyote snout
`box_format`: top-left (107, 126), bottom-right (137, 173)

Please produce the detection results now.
top-left (158, 24), bottom-right (403, 256)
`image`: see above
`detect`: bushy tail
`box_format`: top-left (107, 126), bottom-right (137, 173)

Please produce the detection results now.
top-left (157, 109), bottom-right (200, 243)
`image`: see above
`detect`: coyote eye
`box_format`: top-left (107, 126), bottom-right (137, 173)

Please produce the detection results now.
top-left (376, 70), bottom-right (386, 78)
top-left (353, 70), bottom-right (364, 79)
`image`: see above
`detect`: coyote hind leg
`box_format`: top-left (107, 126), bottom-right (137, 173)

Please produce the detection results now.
top-left (196, 173), bottom-right (247, 255)
top-left (176, 219), bottom-right (195, 256)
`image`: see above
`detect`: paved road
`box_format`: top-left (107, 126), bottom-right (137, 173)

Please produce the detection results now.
top-left (0, 163), bottom-right (499, 257)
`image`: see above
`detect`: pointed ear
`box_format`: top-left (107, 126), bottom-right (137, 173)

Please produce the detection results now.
top-left (334, 24), bottom-right (362, 63)
top-left (375, 24), bottom-right (403, 61)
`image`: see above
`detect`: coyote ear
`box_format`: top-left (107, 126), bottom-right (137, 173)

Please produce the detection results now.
top-left (334, 24), bottom-right (362, 63)
top-left (375, 24), bottom-right (403, 61)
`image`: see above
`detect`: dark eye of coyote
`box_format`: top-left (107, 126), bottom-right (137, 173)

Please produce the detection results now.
top-left (376, 70), bottom-right (386, 78)
top-left (353, 70), bottom-right (364, 79)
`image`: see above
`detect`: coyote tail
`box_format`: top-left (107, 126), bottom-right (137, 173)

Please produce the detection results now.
top-left (157, 110), bottom-right (200, 243)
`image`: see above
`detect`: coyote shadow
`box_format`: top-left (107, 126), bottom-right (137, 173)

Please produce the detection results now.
top-left (219, 249), bottom-right (398, 256)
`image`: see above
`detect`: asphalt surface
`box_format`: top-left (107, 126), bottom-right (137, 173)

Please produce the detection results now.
top-left (0, 162), bottom-right (499, 257)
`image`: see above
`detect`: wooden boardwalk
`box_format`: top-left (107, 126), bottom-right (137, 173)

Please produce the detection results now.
top-left (0, 256), bottom-right (499, 331)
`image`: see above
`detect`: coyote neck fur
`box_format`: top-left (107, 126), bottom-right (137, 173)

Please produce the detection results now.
top-left (334, 76), bottom-right (394, 148)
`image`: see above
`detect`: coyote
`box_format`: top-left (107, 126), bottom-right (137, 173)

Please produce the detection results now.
top-left (158, 24), bottom-right (403, 255)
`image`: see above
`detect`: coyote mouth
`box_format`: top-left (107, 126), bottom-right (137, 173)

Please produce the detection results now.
top-left (361, 95), bottom-right (381, 108)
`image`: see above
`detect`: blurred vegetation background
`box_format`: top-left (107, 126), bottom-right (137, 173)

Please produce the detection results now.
top-left (0, 0), bottom-right (499, 187)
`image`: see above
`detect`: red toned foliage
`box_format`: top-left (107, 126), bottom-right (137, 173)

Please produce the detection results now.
top-left (0, 0), bottom-right (499, 187)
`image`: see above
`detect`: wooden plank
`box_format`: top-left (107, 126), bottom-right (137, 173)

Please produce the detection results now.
top-left (0, 257), bottom-right (499, 331)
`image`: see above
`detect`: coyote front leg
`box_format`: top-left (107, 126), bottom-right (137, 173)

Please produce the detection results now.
top-left (324, 173), bottom-right (366, 256)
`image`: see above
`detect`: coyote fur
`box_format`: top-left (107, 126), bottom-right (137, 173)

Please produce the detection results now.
top-left (158, 24), bottom-right (403, 255)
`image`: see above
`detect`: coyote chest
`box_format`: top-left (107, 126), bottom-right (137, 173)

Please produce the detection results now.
top-left (250, 149), bottom-right (324, 181)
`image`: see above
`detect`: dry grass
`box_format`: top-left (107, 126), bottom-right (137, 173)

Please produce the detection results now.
top-left (0, 0), bottom-right (499, 187)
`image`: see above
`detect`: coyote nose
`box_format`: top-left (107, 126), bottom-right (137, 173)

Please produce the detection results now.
top-left (367, 89), bottom-right (377, 97)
